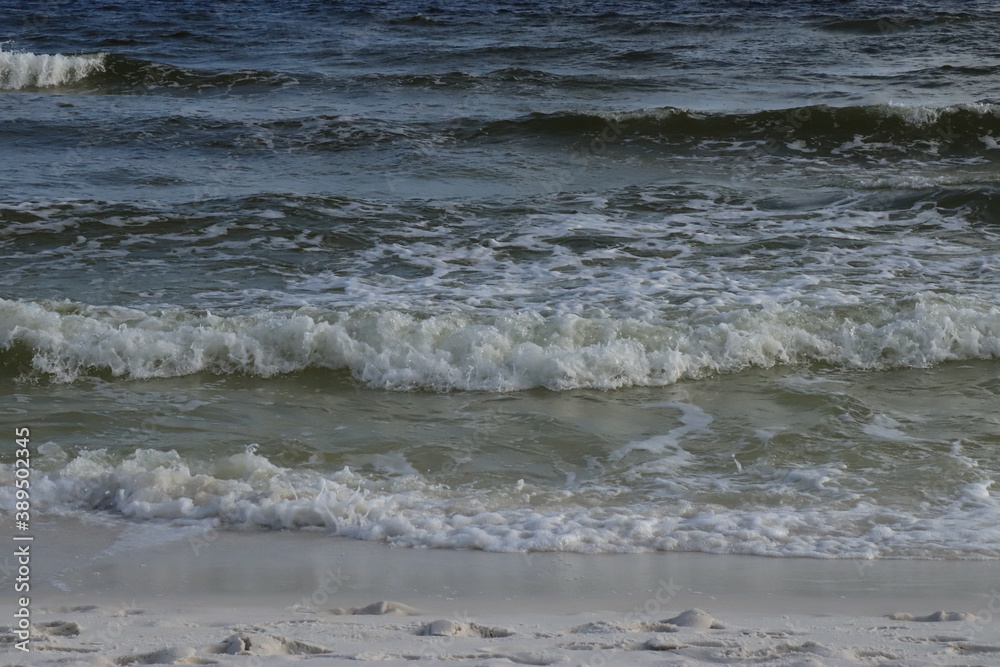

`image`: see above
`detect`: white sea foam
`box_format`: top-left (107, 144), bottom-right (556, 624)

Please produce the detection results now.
top-left (608, 402), bottom-right (709, 474)
top-left (0, 47), bottom-right (107, 89)
top-left (2, 296), bottom-right (1000, 390)
top-left (4, 190), bottom-right (996, 322)
top-left (3, 446), bottom-right (1000, 558)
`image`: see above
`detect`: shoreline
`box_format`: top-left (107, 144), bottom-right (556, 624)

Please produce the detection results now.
top-left (20, 515), bottom-right (1000, 613)
top-left (4, 516), bottom-right (1000, 664)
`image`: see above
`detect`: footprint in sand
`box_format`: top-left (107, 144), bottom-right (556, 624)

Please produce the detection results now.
top-left (570, 609), bottom-right (724, 636)
top-left (113, 607), bottom-right (146, 617)
top-left (643, 635), bottom-right (690, 651)
top-left (571, 619), bottom-right (679, 634)
top-left (948, 641), bottom-right (1000, 655)
top-left (31, 620), bottom-right (82, 638)
top-left (322, 600), bottom-right (423, 616)
top-left (217, 632), bottom-right (329, 656)
top-left (40, 605), bottom-right (99, 613)
top-left (887, 611), bottom-right (978, 622)
top-left (474, 648), bottom-right (564, 665)
top-left (116, 647), bottom-right (216, 665)
top-left (417, 619), bottom-right (514, 638)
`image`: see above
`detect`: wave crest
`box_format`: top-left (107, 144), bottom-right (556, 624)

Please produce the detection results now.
top-left (0, 47), bottom-right (107, 90)
top-left (472, 103), bottom-right (1000, 150)
top-left (3, 297), bottom-right (999, 389)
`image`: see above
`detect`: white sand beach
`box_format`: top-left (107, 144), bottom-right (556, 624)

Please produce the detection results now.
top-left (4, 517), bottom-right (1000, 665)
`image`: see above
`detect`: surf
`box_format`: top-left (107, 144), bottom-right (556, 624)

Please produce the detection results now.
top-left (0, 47), bottom-right (107, 90)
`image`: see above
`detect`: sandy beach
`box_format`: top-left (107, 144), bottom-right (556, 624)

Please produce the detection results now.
top-left (2, 516), bottom-right (999, 665)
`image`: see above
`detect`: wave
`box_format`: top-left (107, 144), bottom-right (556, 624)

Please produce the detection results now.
top-left (0, 47), bottom-right (107, 90)
top-left (2, 296), bottom-right (999, 389)
top-left (3, 186), bottom-right (998, 249)
top-left (385, 13), bottom-right (454, 25)
top-left (4, 445), bottom-right (999, 558)
top-left (0, 52), bottom-right (627, 96)
top-left (818, 13), bottom-right (985, 34)
top-left (360, 67), bottom-right (669, 92)
top-left (860, 64), bottom-right (1000, 88)
top-left (469, 103), bottom-right (1000, 152)
top-left (848, 184), bottom-right (1000, 224)
top-left (0, 48), bottom-right (304, 93)
top-left (1, 50), bottom-right (590, 95)
top-left (6, 48), bottom-right (998, 159)
top-left (0, 111), bottom-right (424, 154)
top-left (0, 50), bottom-right (656, 96)
top-left (3, 99), bottom-right (996, 159)
top-left (95, 54), bottom-right (303, 93)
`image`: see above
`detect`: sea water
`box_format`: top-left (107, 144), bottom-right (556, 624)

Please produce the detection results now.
top-left (2, 0), bottom-right (1000, 559)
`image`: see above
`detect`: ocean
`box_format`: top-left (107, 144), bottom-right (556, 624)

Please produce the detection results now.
top-left (2, 0), bottom-right (999, 559)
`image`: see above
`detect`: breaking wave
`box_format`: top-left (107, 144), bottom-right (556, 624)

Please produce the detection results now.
top-left (3, 296), bottom-right (999, 389)
top-left (0, 47), bottom-right (107, 89)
